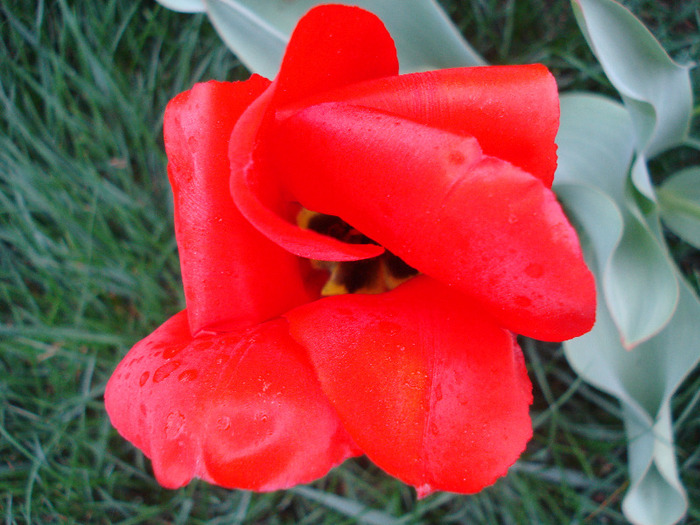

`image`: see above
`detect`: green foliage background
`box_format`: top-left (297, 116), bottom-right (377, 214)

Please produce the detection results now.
top-left (1, 0), bottom-right (698, 523)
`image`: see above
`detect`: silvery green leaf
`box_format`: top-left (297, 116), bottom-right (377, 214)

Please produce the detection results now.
top-left (631, 155), bottom-right (655, 206)
top-left (559, 182), bottom-right (700, 525)
top-left (658, 167), bottom-right (700, 250)
top-left (554, 93), bottom-right (678, 347)
top-left (554, 93), bottom-right (633, 202)
top-left (604, 207), bottom-right (679, 347)
top-left (199, 0), bottom-right (484, 79)
top-left (622, 403), bottom-right (686, 525)
top-left (156, 0), bottom-right (205, 12)
top-left (203, 0), bottom-right (287, 79)
top-left (572, 0), bottom-right (692, 199)
top-left (555, 183), bottom-right (623, 281)
top-left (563, 264), bottom-right (700, 525)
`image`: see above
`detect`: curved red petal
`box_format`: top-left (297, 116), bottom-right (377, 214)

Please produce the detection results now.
top-left (229, 83), bottom-right (385, 261)
top-left (273, 103), bottom-right (595, 341)
top-left (165, 78), bottom-right (317, 333)
top-left (271, 4), bottom-right (398, 109)
top-left (285, 276), bottom-right (533, 495)
top-left (278, 65), bottom-right (558, 187)
top-left (105, 311), bottom-right (359, 491)
top-left (226, 5), bottom-right (396, 261)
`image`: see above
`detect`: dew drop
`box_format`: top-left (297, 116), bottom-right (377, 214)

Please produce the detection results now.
top-left (153, 361), bottom-right (181, 383)
top-left (163, 345), bottom-right (183, 360)
top-left (377, 320), bottom-right (401, 336)
top-left (415, 484), bottom-right (435, 499)
top-left (178, 369), bottom-right (198, 382)
top-left (139, 371), bottom-right (150, 386)
top-left (448, 150), bottom-right (465, 165)
top-left (435, 384), bottom-right (443, 402)
top-left (514, 296), bottom-right (532, 307)
top-left (165, 410), bottom-right (185, 439)
top-left (525, 263), bottom-right (544, 278)
top-left (216, 416), bottom-right (231, 431)
top-left (430, 422), bottom-right (439, 436)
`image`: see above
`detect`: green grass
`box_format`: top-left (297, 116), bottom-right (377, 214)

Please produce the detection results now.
top-left (1, 0), bottom-right (698, 523)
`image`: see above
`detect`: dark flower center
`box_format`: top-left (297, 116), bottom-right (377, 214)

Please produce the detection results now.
top-left (298, 209), bottom-right (418, 295)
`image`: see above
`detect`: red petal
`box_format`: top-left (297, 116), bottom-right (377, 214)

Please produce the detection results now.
top-left (228, 5), bottom-right (396, 261)
top-left (271, 5), bottom-right (398, 109)
top-left (285, 276), bottom-right (533, 495)
top-left (278, 65), bottom-right (559, 187)
top-left (105, 311), bottom-right (359, 491)
top-left (272, 103), bottom-right (595, 341)
top-left (229, 83), bottom-right (385, 261)
top-left (165, 78), bottom-right (316, 334)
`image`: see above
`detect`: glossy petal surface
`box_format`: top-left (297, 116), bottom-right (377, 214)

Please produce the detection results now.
top-left (229, 84), bottom-right (385, 262)
top-left (271, 4), bottom-right (398, 108)
top-left (273, 103), bottom-right (595, 341)
top-left (280, 65), bottom-right (559, 186)
top-left (105, 311), bottom-right (359, 491)
top-left (228, 3), bottom-right (398, 262)
top-left (285, 277), bottom-right (533, 495)
top-left (165, 78), bottom-right (314, 334)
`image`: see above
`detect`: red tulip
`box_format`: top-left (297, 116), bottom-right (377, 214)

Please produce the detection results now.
top-left (105, 4), bottom-right (595, 496)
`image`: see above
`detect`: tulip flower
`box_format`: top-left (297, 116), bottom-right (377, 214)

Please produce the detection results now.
top-left (105, 4), bottom-right (595, 497)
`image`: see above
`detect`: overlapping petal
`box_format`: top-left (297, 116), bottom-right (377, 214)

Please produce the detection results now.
top-left (225, 6), bottom-right (593, 343)
top-left (231, 64), bottom-right (561, 265)
top-left (227, 3), bottom-right (399, 262)
top-left (279, 65), bottom-right (559, 186)
top-left (272, 103), bottom-right (594, 341)
top-left (109, 75), bottom-right (362, 490)
top-left (270, 4), bottom-right (398, 108)
top-left (105, 311), bottom-right (359, 490)
top-left (164, 77), bottom-right (315, 334)
top-left (285, 276), bottom-right (533, 496)
top-left (229, 82), bottom-right (386, 262)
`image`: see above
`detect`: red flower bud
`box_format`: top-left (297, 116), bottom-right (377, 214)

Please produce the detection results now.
top-left (106, 4), bottom-right (595, 495)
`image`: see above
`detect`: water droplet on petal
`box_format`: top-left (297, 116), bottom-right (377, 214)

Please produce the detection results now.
top-left (377, 320), bottom-right (401, 336)
top-left (154, 361), bottom-right (181, 383)
top-left (415, 483), bottom-right (435, 499)
top-left (178, 369), bottom-right (198, 382)
top-left (165, 410), bottom-right (185, 439)
top-left (163, 345), bottom-right (183, 359)
top-left (525, 263), bottom-right (544, 278)
top-left (448, 150), bottom-right (465, 165)
top-left (216, 416), bottom-right (231, 431)
top-left (139, 371), bottom-right (150, 386)
top-left (514, 296), bottom-right (532, 307)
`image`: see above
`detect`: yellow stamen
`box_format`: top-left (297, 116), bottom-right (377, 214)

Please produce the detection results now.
top-left (299, 208), bottom-right (418, 296)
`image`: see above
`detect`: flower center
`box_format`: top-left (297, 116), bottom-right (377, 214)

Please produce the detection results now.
top-left (298, 209), bottom-right (418, 296)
